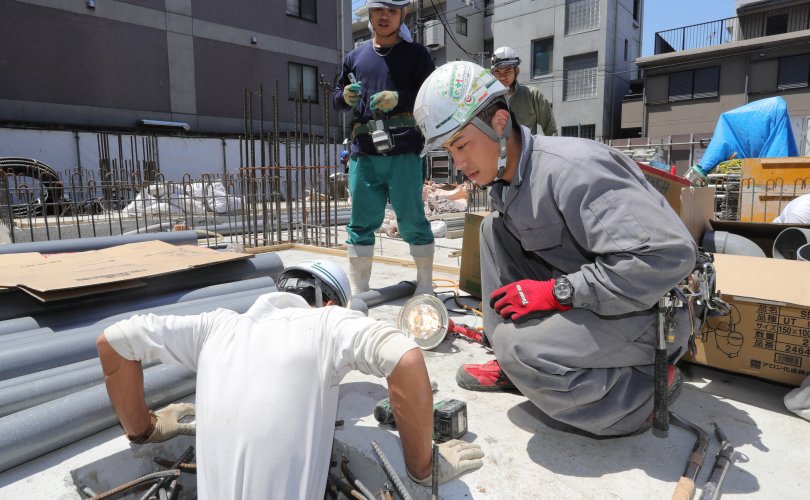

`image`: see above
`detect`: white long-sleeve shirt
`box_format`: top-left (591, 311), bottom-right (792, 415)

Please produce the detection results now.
top-left (104, 292), bottom-right (418, 500)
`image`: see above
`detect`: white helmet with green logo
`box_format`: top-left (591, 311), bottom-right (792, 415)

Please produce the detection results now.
top-left (414, 61), bottom-right (511, 182)
top-left (366, 0), bottom-right (410, 8)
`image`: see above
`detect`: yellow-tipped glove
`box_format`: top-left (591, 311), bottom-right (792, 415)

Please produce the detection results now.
top-left (343, 82), bottom-right (362, 106)
top-left (370, 91), bottom-right (398, 112)
top-left (407, 440), bottom-right (484, 486)
top-left (145, 403), bottom-right (196, 443)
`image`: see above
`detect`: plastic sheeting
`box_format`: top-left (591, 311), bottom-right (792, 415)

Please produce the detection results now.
top-left (697, 96), bottom-right (798, 175)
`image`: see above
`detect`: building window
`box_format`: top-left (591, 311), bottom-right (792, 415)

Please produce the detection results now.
top-left (531, 38), bottom-right (553, 78)
top-left (457, 15), bottom-right (467, 36)
top-left (561, 124), bottom-right (596, 140)
top-left (565, 0), bottom-right (600, 35)
top-left (288, 62), bottom-right (319, 102)
top-left (286, 0), bottom-right (316, 22)
top-left (484, 0), bottom-right (494, 17)
top-left (668, 67), bottom-right (720, 101)
top-left (766, 14), bottom-right (789, 36)
top-left (778, 54), bottom-right (810, 90)
top-left (563, 52), bottom-right (598, 100)
top-left (633, 0), bottom-right (640, 22)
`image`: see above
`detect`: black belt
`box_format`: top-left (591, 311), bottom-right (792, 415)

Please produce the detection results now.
top-left (352, 114), bottom-right (417, 139)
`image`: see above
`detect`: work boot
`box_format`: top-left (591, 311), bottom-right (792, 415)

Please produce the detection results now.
top-left (456, 359), bottom-right (517, 392)
top-left (410, 243), bottom-right (435, 296)
top-left (347, 244), bottom-right (374, 294)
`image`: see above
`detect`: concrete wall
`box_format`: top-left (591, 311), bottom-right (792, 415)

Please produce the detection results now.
top-left (0, 0), bottom-right (345, 135)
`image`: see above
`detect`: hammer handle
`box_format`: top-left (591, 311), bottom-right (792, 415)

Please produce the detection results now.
top-left (672, 476), bottom-right (696, 500)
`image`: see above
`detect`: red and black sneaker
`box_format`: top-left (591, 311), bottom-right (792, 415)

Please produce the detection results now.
top-left (456, 359), bottom-right (517, 392)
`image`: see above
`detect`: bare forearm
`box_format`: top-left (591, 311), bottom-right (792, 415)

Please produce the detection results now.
top-left (387, 348), bottom-right (433, 480)
top-left (96, 333), bottom-right (153, 436)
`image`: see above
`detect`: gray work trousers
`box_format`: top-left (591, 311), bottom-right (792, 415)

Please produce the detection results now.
top-left (480, 213), bottom-right (691, 436)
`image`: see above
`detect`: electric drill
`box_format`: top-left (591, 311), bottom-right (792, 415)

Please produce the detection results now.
top-left (374, 398), bottom-right (468, 442)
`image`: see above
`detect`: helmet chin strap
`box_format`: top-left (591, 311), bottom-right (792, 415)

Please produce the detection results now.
top-left (471, 114), bottom-right (512, 185)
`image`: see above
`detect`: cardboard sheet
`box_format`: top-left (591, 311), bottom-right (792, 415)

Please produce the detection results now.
top-left (0, 240), bottom-right (250, 301)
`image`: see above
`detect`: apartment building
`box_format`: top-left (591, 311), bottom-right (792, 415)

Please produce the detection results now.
top-left (627, 0), bottom-right (810, 152)
top-left (0, 0), bottom-right (350, 135)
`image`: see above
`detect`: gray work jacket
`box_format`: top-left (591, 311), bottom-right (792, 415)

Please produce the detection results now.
top-left (490, 127), bottom-right (698, 316)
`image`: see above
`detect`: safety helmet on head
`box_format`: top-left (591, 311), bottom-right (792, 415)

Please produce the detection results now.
top-left (340, 150), bottom-right (350, 160)
top-left (277, 259), bottom-right (351, 308)
top-left (366, 0), bottom-right (410, 8)
top-left (491, 46), bottom-right (521, 69)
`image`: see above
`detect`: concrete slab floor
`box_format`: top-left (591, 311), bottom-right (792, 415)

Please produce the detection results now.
top-left (0, 245), bottom-right (807, 499)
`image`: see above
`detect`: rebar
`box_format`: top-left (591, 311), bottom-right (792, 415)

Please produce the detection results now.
top-left (370, 440), bottom-right (413, 500)
top-left (139, 446), bottom-right (195, 500)
top-left (88, 469), bottom-right (180, 499)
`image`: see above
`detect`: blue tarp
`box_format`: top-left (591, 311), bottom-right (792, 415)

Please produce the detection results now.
top-left (697, 96), bottom-right (798, 175)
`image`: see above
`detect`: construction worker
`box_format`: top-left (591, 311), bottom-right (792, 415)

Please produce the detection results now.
top-left (490, 46), bottom-right (557, 136)
top-left (96, 259), bottom-right (484, 498)
top-left (332, 0), bottom-right (436, 296)
top-left (413, 61), bottom-right (698, 437)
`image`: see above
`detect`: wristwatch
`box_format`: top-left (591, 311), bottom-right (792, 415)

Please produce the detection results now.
top-left (553, 276), bottom-right (574, 306)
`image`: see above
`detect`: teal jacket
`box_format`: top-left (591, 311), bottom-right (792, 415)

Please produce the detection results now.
top-left (508, 83), bottom-right (557, 136)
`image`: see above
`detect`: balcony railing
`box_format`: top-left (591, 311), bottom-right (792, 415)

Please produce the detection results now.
top-left (654, 3), bottom-right (810, 55)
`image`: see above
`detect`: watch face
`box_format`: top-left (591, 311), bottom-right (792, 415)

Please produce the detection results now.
top-left (554, 279), bottom-right (573, 303)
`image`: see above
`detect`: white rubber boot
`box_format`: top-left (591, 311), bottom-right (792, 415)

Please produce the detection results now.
top-left (410, 243), bottom-right (435, 296)
top-left (347, 244), bottom-right (374, 294)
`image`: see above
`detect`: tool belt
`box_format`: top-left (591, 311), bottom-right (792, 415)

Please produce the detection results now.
top-left (351, 113), bottom-right (417, 140)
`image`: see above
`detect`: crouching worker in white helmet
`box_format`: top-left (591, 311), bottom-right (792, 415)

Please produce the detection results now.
top-left (96, 259), bottom-right (484, 499)
top-left (490, 46), bottom-right (557, 136)
top-left (414, 62), bottom-right (699, 437)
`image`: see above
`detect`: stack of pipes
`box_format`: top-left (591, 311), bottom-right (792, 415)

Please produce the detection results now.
top-left (0, 232), bottom-right (284, 473)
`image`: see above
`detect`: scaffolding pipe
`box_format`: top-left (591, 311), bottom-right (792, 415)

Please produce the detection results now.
top-left (0, 364), bottom-right (196, 474)
top-left (0, 252), bottom-right (284, 321)
top-left (0, 230), bottom-right (199, 255)
top-left (0, 288), bottom-right (270, 381)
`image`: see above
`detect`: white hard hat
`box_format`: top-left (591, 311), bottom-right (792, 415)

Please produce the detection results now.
top-left (413, 61), bottom-right (509, 157)
top-left (491, 46), bottom-right (521, 69)
top-left (367, 0), bottom-right (410, 8)
top-left (278, 259), bottom-right (352, 308)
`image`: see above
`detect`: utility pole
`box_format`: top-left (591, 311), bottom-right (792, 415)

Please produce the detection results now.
top-left (416, 0), bottom-right (424, 44)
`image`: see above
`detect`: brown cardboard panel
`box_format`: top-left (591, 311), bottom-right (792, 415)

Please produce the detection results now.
top-left (685, 254), bottom-right (810, 386)
top-left (459, 212), bottom-right (488, 298)
top-left (0, 240), bottom-right (250, 300)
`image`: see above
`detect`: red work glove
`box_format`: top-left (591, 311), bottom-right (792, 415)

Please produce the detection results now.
top-left (490, 279), bottom-right (572, 324)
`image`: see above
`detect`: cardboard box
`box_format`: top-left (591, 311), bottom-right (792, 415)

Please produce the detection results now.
top-left (0, 240), bottom-right (250, 301)
top-left (685, 253), bottom-right (810, 386)
top-left (638, 163), bottom-right (715, 245)
top-left (459, 211), bottom-right (488, 298)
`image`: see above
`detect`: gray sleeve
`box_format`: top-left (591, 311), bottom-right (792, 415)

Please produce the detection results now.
top-left (552, 145), bottom-right (697, 315)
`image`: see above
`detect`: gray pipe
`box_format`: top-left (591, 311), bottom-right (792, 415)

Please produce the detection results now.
top-left (0, 316), bottom-right (39, 336)
top-left (798, 243), bottom-right (810, 262)
top-left (355, 281), bottom-right (417, 308)
top-left (0, 288), bottom-right (269, 381)
top-left (0, 230), bottom-right (198, 255)
top-left (0, 252), bottom-right (284, 321)
top-left (773, 228), bottom-right (810, 260)
top-left (0, 364), bottom-right (196, 473)
top-left (0, 327), bottom-right (54, 347)
top-left (0, 358), bottom-right (99, 390)
top-left (350, 298), bottom-right (368, 316)
top-left (702, 231), bottom-right (766, 258)
top-left (0, 362), bottom-right (103, 417)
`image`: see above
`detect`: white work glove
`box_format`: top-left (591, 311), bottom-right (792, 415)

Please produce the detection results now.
top-left (370, 91), bottom-right (398, 112)
top-left (145, 403), bottom-right (196, 443)
top-left (407, 440), bottom-right (484, 486)
top-left (343, 82), bottom-right (362, 106)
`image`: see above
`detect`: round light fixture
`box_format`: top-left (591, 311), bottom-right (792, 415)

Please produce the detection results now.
top-left (397, 294), bottom-right (450, 350)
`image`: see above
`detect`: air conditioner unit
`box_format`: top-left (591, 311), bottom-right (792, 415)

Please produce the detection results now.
top-left (424, 20), bottom-right (444, 50)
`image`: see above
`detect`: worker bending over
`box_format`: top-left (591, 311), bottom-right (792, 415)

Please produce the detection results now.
top-left (414, 62), bottom-right (699, 436)
top-left (490, 46), bottom-right (557, 136)
top-left (97, 259), bottom-right (483, 498)
top-left (332, 0), bottom-right (436, 296)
